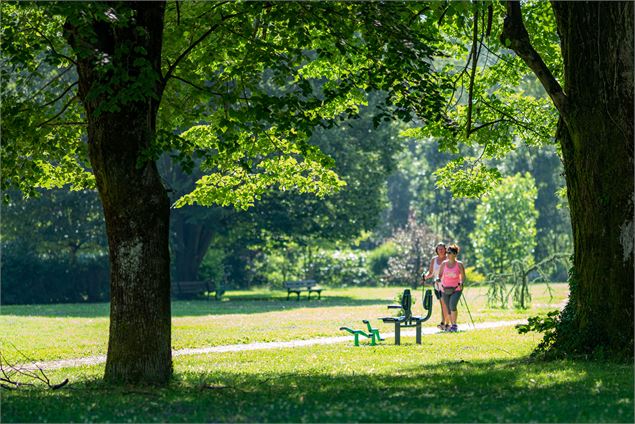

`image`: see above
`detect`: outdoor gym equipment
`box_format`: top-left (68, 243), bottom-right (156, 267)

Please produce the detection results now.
top-left (379, 288), bottom-right (433, 345)
top-left (339, 320), bottom-right (384, 346)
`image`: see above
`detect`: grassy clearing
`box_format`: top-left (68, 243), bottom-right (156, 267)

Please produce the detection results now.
top-left (0, 284), bottom-right (568, 363)
top-left (2, 284), bottom-right (633, 423)
top-left (2, 325), bottom-right (632, 423)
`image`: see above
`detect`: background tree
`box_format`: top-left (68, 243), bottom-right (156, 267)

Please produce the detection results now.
top-left (470, 173), bottom-right (538, 275)
top-left (504, 144), bottom-right (571, 270)
top-left (160, 92), bottom-right (402, 287)
top-left (1, 189), bottom-right (106, 263)
top-left (383, 211), bottom-right (440, 287)
top-left (379, 137), bottom-right (479, 263)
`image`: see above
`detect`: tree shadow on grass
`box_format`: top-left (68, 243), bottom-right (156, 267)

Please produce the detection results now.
top-left (0, 295), bottom-right (394, 318)
top-left (2, 357), bottom-right (633, 423)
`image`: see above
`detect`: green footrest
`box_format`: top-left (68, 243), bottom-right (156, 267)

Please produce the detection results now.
top-left (340, 321), bottom-right (383, 346)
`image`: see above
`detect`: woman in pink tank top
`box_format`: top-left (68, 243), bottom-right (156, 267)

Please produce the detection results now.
top-left (438, 243), bottom-right (466, 332)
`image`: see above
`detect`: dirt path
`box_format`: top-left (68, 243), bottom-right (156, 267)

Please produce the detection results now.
top-left (25, 319), bottom-right (526, 371)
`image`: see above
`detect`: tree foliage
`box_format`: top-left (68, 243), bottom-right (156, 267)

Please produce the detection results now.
top-left (470, 173), bottom-right (538, 275)
top-left (399, 1), bottom-right (561, 197)
top-left (1, 189), bottom-right (106, 259)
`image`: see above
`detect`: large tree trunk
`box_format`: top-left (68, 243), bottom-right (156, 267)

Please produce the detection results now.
top-left (552, 1), bottom-right (634, 356)
top-left (96, 108), bottom-right (172, 383)
top-left (503, 1), bottom-right (634, 357)
top-left (172, 208), bottom-right (214, 281)
top-left (66, 2), bottom-right (172, 383)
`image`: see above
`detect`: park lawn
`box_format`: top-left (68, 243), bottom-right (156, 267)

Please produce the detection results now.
top-left (0, 284), bottom-right (569, 364)
top-left (2, 325), bottom-right (632, 423)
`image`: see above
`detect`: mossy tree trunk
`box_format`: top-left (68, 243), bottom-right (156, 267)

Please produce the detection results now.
top-left (172, 210), bottom-right (214, 282)
top-left (65, 2), bottom-right (173, 383)
top-left (503, 1), bottom-right (634, 357)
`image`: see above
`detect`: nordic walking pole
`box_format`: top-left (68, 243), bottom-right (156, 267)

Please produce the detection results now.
top-left (460, 291), bottom-right (476, 329)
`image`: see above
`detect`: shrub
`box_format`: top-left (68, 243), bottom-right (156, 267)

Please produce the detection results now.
top-left (311, 250), bottom-right (375, 287)
top-left (197, 248), bottom-right (227, 285)
top-left (366, 241), bottom-right (399, 278)
top-left (464, 266), bottom-right (486, 285)
top-left (1, 241), bottom-right (109, 304)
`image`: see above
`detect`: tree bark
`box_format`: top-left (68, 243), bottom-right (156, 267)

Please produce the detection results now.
top-left (553, 1), bottom-right (634, 356)
top-left (66, 2), bottom-right (173, 383)
top-left (503, 1), bottom-right (634, 356)
top-left (172, 208), bottom-right (214, 281)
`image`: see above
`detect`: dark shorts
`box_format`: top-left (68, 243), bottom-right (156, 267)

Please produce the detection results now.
top-left (442, 289), bottom-right (462, 312)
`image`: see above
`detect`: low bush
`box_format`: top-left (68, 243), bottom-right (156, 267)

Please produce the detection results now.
top-left (465, 266), bottom-right (486, 285)
top-left (366, 241), bottom-right (398, 278)
top-left (311, 250), bottom-right (375, 287)
top-left (1, 242), bottom-right (109, 304)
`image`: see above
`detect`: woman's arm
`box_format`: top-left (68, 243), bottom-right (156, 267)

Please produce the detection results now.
top-left (423, 257), bottom-right (435, 280)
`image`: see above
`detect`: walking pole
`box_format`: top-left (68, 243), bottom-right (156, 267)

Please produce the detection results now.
top-left (460, 292), bottom-right (476, 329)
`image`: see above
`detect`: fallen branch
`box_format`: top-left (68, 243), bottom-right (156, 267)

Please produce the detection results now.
top-left (0, 344), bottom-right (69, 390)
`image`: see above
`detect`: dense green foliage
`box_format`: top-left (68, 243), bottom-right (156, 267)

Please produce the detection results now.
top-left (470, 173), bottom-right (538, 275)
top-left (1, 189), bottom-right (109, 304)
top-left (1, 189), bottom-right (105, 258)
top-left (164, 95), bottom-right (404, 286)
top-left (1, 1), bottom-right (448, 207)
top-left (1, 243), bottom-right (108, 304)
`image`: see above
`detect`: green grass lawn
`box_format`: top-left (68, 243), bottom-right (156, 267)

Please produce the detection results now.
top-left (1, 284), bottom-right (568, 363)
top-left (3, 284), bottom-right (633, 422)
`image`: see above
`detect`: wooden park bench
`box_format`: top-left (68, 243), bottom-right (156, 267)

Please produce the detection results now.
top-left (379, 288), bottom-right (433, 345)
top-left (284, 280), bottom-right (323, 300)
top-left (171, 280), bottom-right (225, 300)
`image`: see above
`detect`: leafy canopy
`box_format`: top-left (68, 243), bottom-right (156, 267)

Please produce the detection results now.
top-left (400, 0), bottom-right (562, 198)
top-left (2, 1), bottom-right (447, 209)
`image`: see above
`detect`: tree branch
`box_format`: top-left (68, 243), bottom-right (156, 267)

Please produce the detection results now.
top-left (437, 3), bottom-right (450, 26)
top-left (0, 347), bottom-right (68, 390)
top-left (24, 23), bottom-right (77, 66)
top-left (408, 6), bottom-right (431, 26)
top-left (500, 1), bottom-right (568, 119)
top-left (171, 75), bottom-right (225, 97)
top-left (25, 66), bottom-right (74, 103)
top-left (35, 96), bottom-right (78, 127)
top-left (41, 121), bottom-right (87, 127)
top-left (193, 0), bottom-right (232, 22)
top-left (480, 98), bottom-right (552, 139)
top-left (469, 118), bottom-right (506, 134)
top-left (162, 12), bottom-right (242, 89)
top-left (21, 81), bottom-right (78, 112)
top-left (486, 4), bottom-right (493, 38)
top-left (466, 6), bottom-right (480, 137)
